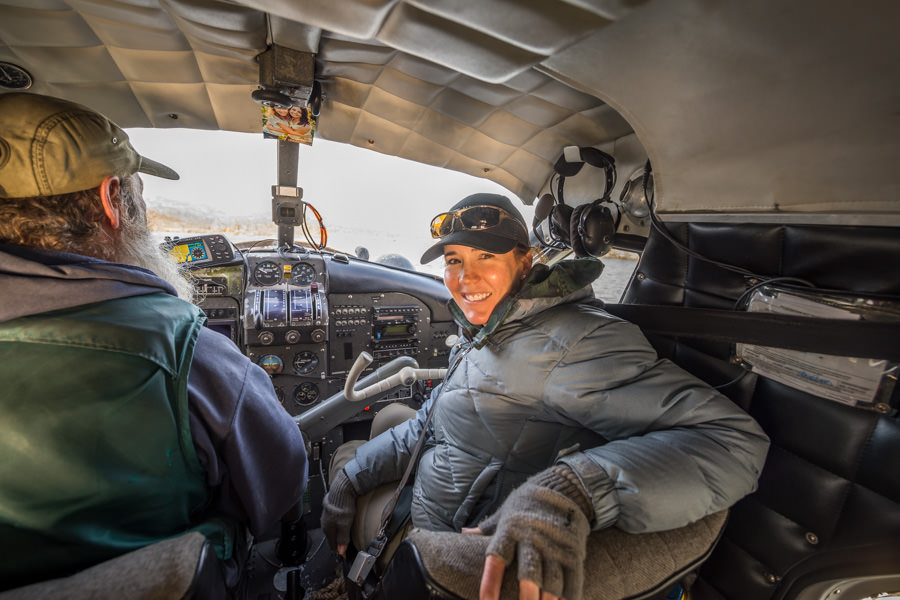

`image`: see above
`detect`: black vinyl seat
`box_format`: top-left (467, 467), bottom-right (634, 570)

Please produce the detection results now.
top-left (621, 223), bottom-right (900, 600)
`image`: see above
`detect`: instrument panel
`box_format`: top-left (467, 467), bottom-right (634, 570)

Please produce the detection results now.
top-left (172, 236), bottom-right (456, 422)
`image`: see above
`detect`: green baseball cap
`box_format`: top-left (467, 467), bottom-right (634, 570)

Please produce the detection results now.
top-left (0, 92), bottom-right (178, 199)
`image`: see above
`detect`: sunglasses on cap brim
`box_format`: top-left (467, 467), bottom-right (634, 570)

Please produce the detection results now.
top-left (429, 205), bottom-right (523, 239)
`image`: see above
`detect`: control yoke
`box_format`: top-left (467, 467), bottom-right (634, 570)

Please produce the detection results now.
top-left (295, 353), bottom-right (447, 440)
top-left (343, 352), bottom-right (447, 402)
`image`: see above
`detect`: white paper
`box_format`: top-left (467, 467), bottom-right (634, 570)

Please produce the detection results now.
top-left (736, 291), bottom-right (888, 406)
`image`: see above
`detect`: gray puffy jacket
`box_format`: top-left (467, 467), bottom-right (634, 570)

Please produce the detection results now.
top-left (344, 260), bottom-right (769, 533)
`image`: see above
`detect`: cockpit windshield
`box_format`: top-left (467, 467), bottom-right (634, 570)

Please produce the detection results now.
top-left (131, 128), bottom-right (637, 301)
top-left (130, 128), bottom-right (524, 277)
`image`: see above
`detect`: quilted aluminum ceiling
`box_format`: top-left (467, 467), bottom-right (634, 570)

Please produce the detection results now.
top-left (1, 0), bottom-right (898, 219)
top-left (0, 0), bottom-right (638, 203)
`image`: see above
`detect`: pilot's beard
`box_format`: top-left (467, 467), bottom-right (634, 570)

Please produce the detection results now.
top-left (113, 209), bottom-right (196, 303)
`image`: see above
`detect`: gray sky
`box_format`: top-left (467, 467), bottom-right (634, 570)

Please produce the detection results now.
top-left (127, 128), bottom-right (534, 274)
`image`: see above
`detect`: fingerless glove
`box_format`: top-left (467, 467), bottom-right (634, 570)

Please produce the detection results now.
top-left (479, 465), bottom-right (593, 600)
top-left (321, 469), bottom-right (358, 552)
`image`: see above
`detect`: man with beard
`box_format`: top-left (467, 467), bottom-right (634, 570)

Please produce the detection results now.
top-left (0, 93), bottom-right (308, 592)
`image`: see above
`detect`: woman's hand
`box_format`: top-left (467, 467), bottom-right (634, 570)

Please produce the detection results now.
top-left (461, 527), bottom-right (565, 600)
top-left (320, 469), bottom-right (357, 557)
top-left (461, 465), bottom-right (593, 600)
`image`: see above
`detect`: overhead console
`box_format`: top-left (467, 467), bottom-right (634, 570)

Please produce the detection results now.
top-left (169, 236), bottom-right (456, 421)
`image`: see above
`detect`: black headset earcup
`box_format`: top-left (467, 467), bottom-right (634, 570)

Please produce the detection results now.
top-left (579, 202), bottom-right (619, 257)
top-left (533, 193), bottom-right (555, 228)
top-left (569, 204), bottom-right (590, 257)
top-left (550, 203), bottom-right (573, 245)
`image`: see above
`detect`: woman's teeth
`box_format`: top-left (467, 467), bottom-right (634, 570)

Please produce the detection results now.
top-left (463, 292), bottom-right (491, 302)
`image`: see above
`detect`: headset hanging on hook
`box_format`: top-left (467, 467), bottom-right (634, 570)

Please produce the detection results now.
top-left (533, 146), bottom-right (620, 258)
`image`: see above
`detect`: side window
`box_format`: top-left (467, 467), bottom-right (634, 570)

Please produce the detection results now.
top-left (592, 250), bottom-right (640, 303)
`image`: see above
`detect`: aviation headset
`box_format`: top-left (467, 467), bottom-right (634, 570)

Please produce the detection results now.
top-left (534, 146), bottom-right (620, 258)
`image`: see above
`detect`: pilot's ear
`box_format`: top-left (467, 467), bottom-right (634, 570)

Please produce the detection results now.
top-left (99, 175), bottom-right (121, 229)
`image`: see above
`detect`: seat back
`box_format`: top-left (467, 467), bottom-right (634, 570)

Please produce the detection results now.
top-left (621, 223), bottom-right (900, 600)
top-left (0, 531), bottom-right (227, 600)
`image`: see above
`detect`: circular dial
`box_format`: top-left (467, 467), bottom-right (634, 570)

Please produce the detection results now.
top-left (293, 382), bottom-right (320, 407)
top-left (0, 62), bottom-right (33, 90)
top-left (293, 351), bottom-right (319, 375)
top-left (190, 245), bottom-right (207, 260)
top-left (291, 262), bottom-right (316, 286)
top-left (257, 354), bottom-right (284, 375)
top-left (253, 260), bottom-right (281, 286)
top-left (273, 386), bottom-right (285, 405)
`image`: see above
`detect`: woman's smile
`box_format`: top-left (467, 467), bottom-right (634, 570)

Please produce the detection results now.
top-left (461, 291), bottom-right (492, 302)
top-left (443, 244), bottom-right (532, 325)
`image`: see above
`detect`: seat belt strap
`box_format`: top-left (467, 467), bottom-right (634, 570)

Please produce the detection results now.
top-left (347, 346), bottom-right (472, 588)
top-left (603, 303), bottom-right (900, 362)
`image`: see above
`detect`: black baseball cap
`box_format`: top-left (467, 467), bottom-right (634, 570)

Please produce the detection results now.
top-left (420, 193), bottom-right (529, 264)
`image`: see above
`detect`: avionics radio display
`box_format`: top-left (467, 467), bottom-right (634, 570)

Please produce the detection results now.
top-left (208, 320), bottom-right (236, 343)
top-left (203, 307), bottom-right (239, 345)
top-left (170, 240), bottom-right (208, 264)
top-left (166, 235), bottom-right (235, 266)
top-left (381, 323), bottom-right (412, 336)
top-left (373, 305), bottom-right (418, 340)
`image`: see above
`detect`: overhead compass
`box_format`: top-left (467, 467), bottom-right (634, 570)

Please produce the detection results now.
top-left (0, 62), bottom-right (33, 90)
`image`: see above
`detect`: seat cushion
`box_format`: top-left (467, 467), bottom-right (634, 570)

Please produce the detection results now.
top-left (385, 510), bottom-right (727, 600)
top-left (0, 531), bottom-right (215, 600)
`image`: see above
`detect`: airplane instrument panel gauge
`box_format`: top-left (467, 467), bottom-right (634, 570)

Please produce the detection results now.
top-left (291, 262), bottom-right (316, 286)
top-left (294, 382), bottom-right (320, 406)
top-left (293, 351), bottom-right (318, 375)
top-left (253, 261), bottom-right (282, 286)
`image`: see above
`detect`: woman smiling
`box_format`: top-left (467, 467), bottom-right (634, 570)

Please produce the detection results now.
top-left (322, 193), bottom-right (769, 600)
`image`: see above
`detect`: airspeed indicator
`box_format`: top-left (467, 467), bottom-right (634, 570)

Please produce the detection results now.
top-left (253, 261), bottom-right (281, 286)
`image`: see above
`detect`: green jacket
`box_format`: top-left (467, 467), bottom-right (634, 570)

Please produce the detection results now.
top-left (0, 293), bottom-right (235, 584)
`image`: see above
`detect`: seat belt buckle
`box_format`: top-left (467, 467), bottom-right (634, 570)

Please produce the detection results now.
top-left (348, 550), bottom-right (377, 586)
